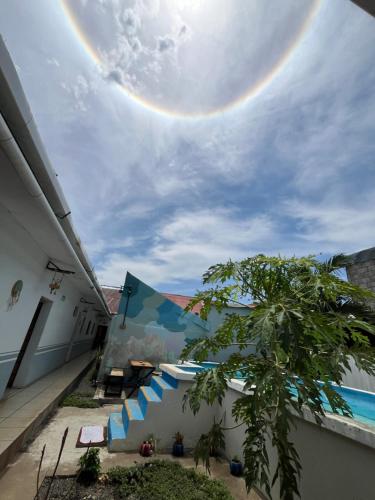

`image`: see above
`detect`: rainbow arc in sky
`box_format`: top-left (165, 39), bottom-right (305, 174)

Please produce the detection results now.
top-left (61, 0), bottom-right (321, 119)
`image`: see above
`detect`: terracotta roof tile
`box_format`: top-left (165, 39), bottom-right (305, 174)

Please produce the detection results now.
top-left (101, 287), bottom-right (203, 315)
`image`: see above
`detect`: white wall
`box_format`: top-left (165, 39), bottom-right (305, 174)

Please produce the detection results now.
top-left (220, 387), bottom-right (375, 500)
top-left (341, 356), bottom-right (375, 393)
top-left (0, 204), bottom-right (98, 397)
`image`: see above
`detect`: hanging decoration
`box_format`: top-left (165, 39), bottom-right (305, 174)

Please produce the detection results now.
top-left (49, 271), bottom-right (64, 295)
top-left (46, 260), bottom-right (75, 295)
top-left (7, 280), bottom-right (23, 311)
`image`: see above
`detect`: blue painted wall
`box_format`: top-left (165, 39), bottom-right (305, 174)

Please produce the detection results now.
top-left (99, 273), bottom-right (209, 378)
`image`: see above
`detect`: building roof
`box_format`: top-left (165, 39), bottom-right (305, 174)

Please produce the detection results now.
top-left (161, 293), bottom-right (203, 315)
top-left (101, 287), bottom-right (203, 315)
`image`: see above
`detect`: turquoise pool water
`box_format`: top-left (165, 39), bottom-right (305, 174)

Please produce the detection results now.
top-left (176, 364), bottom-right (375, 427)
top-left (199, 362), bottom-right (220, 369)
top-left (322, 385), bottom-right (375, 427)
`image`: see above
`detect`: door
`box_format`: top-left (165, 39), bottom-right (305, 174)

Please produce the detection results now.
top-left (7, 299), bottom-right (44, 388)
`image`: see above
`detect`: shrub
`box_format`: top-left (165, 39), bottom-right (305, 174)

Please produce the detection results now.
top-left (61, 393), bottom-right (99, 408)
top-left (77, 447), bottom-right (101, 485)
top-left (107, 460), bottom-right (233, 500)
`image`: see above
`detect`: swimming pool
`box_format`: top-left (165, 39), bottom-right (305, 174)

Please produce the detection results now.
top-left (322, 385), bottom-right (375, 427)
top-left (176, 363), bottom-right (375, 427)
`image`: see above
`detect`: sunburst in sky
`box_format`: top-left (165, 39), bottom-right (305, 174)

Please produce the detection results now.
top-left (0, 0), bottom-right (374, 294)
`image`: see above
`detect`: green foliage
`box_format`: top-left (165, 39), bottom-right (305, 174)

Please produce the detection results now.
top-left (61, 393), bottom-right (99, 408)
top-left (193, 418), bottom-right (225, 473)
top-left (182, 255), bottom-right (375, 499)
top-left (77, 447), bottom-right (101, 485)
top-left (107, 460), bottom-right (233, 500)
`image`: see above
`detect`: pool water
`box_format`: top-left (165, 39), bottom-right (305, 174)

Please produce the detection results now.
top-left (322, 385), bottom-right (375, 427)
top-left (199, 362), bottom-right (220, 369)
top-left (176, 363), bottom-right (375, 427)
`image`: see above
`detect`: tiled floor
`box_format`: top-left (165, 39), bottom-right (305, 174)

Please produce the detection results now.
top-left (0, 351), bottom-right (95, 473)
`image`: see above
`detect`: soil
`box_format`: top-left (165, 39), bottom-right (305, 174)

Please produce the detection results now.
top-left (38, 476), bottom-right (115, 500)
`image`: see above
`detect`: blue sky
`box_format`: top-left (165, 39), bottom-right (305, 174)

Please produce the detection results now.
top-left (1, 0), bottom-right (374, 295)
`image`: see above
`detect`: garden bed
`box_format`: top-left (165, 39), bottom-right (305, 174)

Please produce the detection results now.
top-left (38, 460), bottom-right (234, 500)
top-left (61, 365), bottom-right (99, 409)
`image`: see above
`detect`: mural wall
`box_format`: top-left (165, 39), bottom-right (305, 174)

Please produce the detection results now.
top-left (99, 273), bottom-right (209, 378)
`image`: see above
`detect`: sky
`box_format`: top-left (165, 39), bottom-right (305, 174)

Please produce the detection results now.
top-left (0, 0), bottom-right (374, 295)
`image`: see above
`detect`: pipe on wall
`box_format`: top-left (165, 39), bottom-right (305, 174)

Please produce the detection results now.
top-left (0, 112), bottom-right (110, 317)
top-left (0, 36), bottom-right (110, 318)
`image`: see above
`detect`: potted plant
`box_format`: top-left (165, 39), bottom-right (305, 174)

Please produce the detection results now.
top-left (230, 455), bottom-right (243, 477)
top-left (172, 432), bottom-right (184, 457)
top-left (147, 434), bottom-right (159, 454)
top-left (139, 440), bottom-right (153, 457)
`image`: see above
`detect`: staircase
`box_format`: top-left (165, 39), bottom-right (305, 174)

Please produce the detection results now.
top-left (108, 372), bottom-right (177, 452)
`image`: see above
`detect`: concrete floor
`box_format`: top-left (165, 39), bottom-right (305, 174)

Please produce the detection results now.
top-left (0, 406), bottom-right (261, 500)
top-left (0, 352), bottom-right (95, 473)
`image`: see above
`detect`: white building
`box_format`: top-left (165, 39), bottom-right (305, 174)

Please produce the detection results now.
top-left (0, 37), bottom-right (111, 400)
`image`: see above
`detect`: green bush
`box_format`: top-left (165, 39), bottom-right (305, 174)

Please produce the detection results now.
top-left (107, 460), bottom-right (233, 500)
top-left (77, 448), bottom-right (101, 485)
top-left (61, 393), bottom-right (99, 408)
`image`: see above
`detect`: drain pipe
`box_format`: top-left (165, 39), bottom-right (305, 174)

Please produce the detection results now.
top-left (0, 112), bottom-right (111, 317)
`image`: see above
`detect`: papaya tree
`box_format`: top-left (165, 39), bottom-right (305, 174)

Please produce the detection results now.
top-left (181, 255), bottom-right (375, 499)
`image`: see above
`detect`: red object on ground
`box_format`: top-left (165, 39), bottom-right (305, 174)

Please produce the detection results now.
top-left (139, 441), bottom-right (153, 457)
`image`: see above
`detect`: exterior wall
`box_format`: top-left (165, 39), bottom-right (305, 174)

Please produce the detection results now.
top-left (99, 274), bottom-right (252, 379)
top-left (206, 306), bottom-right (255, 362)
top-left (344, 255), bottom-right (375, 391)
top-left (220, 387), bottom-right (375, 500)
top-left (99, 273), bottom-right (209, 379)
top-left (118, 380), bottom-right (218, 451)
top-left (341, 356), bottom-right (375, 393)
top-left (0, 204), bottom-right (98, 398)
top-left (346, 260), bottom-right (375, 295)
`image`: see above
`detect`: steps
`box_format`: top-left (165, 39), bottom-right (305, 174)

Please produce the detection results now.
top-left (108, 374), bottom-right (176, 452)
top-left (151, 374), bottom-right (175, 398)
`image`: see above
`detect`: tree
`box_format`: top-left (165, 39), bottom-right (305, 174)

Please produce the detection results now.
top-left (181, 255), bottom-right (375, 499)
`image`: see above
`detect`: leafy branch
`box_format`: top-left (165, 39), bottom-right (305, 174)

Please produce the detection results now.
top-left (181, 255), bottom-right (375, 499)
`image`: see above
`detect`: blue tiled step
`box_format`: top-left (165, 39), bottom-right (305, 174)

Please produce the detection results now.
top-left (138, 386), bottom-right (161, 415)
top-left (124, 399), bottom-right (144, 420)
top-left (108, 412), bottom-right (126, 441)
top-left (140, 386), bottom-right (161, 402)
top-left (151, 375), bottom-right (174, 399)
top-left (161, 370), bottom-right (179, 389)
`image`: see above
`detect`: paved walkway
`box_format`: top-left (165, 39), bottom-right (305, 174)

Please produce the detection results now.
top-left (0, 351), bottom-right (94, 473)
top-left (0, 405), bottom-right (262, 500)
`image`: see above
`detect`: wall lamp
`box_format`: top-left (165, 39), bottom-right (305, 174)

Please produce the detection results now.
top-left (120, 285), bottom-right (133, 329)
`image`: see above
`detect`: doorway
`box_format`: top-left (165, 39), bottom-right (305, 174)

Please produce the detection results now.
top-left (7, 298), bottom-right (49, 388)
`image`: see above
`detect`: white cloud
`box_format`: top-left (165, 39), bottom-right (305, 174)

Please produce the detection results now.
top-left (60, 74), bottom-right (96, 112)
top-left (96, 208), bottom-right (276, 287)
top-left (157, 35), bottom-right (175, 52)
top-left (46, 57), bottom-right (60, 67)
top-left (283, 196), bottom-right (375, 254)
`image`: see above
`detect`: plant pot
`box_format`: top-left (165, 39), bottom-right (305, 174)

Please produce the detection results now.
top-left (172, 443), bottom-right (184, 457)
top-left (139, 441), bottom-right (153, 457)
top-left (230, 460), bottom-right (243, 477)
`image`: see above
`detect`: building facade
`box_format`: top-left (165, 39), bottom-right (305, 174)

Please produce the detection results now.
top-left (0, 37), bottom-right (111, 400)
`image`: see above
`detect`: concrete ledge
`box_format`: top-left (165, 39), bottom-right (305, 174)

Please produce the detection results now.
top-left (0, 351), bottom-right (95, 475)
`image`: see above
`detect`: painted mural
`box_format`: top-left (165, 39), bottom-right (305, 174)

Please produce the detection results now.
top-left (98, 273), bottom-right (209, 378)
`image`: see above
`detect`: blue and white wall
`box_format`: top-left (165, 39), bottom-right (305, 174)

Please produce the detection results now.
top-left (0, 204), bottom-right (101, 398)
top-left (99, 273), bottom-right (210, 378)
